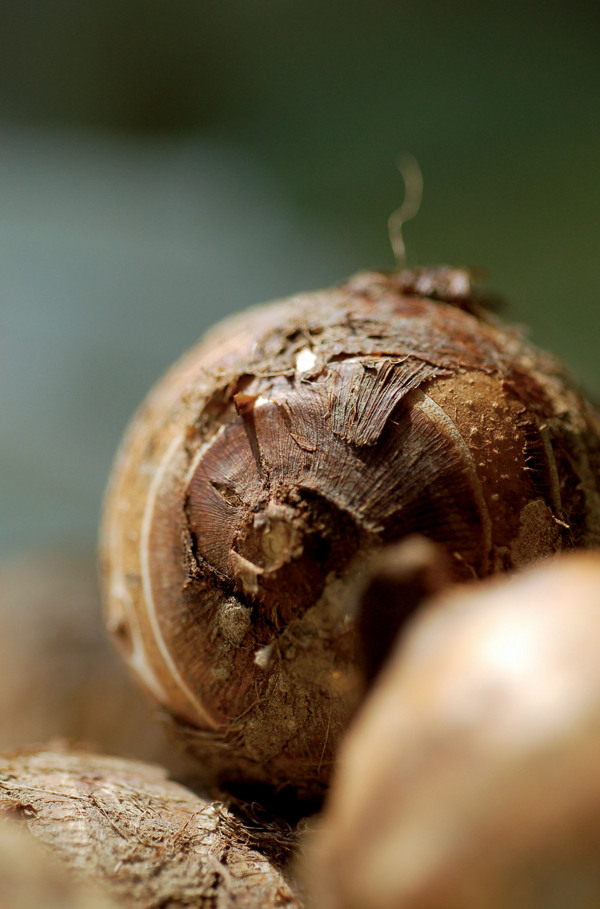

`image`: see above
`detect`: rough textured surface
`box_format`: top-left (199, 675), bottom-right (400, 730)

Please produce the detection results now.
top-left (0, 819), bottom-right (118, 909)
top-left (100, 267), bottom-right (600, 795)
top-left (0, 749), bottom-right (302, 909)
top-left (307, 551), bottom-right (600, 909)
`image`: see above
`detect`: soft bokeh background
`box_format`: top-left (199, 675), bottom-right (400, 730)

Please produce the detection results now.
top-left (1, 0), bottom-right (599, 556)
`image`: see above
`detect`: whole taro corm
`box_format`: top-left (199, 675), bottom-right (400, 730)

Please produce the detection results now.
top-left (100, 267), bottom-right (600, 799)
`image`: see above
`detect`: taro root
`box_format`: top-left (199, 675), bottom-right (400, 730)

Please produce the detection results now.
top-left (100, 266), bottom-right (600, 796)
top-left (0, 748), bottom-right (302, 909)
top-left (307, 551), bottom-right (600, 909)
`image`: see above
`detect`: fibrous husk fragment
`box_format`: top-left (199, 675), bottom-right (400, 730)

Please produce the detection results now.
top-left (0, 748), bottom-right (303, 909)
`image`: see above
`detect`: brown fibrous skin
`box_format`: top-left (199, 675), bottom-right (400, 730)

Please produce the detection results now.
top-left (0, 820), bottom-right (118, 909)
top-left (0, 748), bottom-right (303, 909)
top-left (307, 551), bottom-right (600, 909)
top-left (100, 266), bottom-right (600, 797)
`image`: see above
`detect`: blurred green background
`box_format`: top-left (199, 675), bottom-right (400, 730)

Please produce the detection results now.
top-left (1, 0), bottom-right (599, 555)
